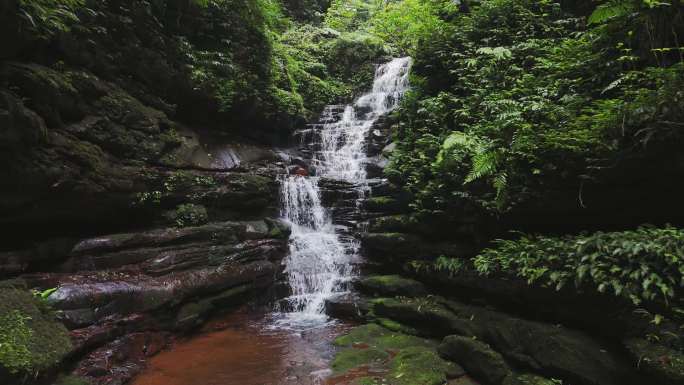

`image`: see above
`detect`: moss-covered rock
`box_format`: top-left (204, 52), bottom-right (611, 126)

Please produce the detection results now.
top-left (332, 347), bottom-right (389, 373)
top-left (390, 346), bottom-right (463, 385)
top-left (335, 323), bottom-right (434, 351)
top-left (0, 281), bottom-right (72, 377)
top-left (357, 275), bottom-right (427, 298)
top-left (439, 335), bottom-right (512, 385)
top-left (330, 323), bottom-right (463, 385)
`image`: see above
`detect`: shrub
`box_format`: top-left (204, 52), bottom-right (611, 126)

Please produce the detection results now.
top-left (473, 226), bottom-right (684, 307)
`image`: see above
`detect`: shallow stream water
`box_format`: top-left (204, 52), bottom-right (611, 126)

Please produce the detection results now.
top-left (130, 308), bottom-right (355, 385)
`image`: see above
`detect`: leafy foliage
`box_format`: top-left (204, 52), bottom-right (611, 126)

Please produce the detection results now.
top-left (17, 0), bottom-right (85, 36)
top-left (0, 285), bottom-right (72, 376)
top-left (387, 0), bottom-right (684, 217)
top-left (472, 226), bottom-right (684, 307)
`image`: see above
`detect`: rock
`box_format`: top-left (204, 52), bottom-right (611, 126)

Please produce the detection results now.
top-left (331, 324), bottom-right (457, 385)
top-left (372, 296), bottom-right (641, 385)
top-left (361, 232), bottom-right (422, 258)
top-left (0, 282), bottom-right (72, 380)
top-left (357, 275), bottom-right (427, 298)
top-left (368, 215), bottom-right (416, 233)
top-left (175, 284), bottom-right (252, 331)
top-left (623, 337), bottom-right (684, 385)
top-left (363, 196), bottom-right (404, 213)
top-left (0, 90), bottom-right (46, 147)
top-left (324, 292), bottom-right (370, 321)
top-left (503, 374), bottom-right (559, 385)
top-left (362, 233), bottom-right (479, 261)
top-left (72, 331), bottom-right (169, 385)
top-left (390, 346), bottom-right (464, 385)
top-left (372, 297), bottom-right (474, 337)
top-left (439, 335), bottom-right (512, 385)
top-left (449, 376), bottom-right (482, 385)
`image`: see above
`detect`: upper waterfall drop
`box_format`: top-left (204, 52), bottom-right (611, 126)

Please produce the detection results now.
top-left (276, 57), bottom-right (412, 327)
top-left (314, 56), bottom-right (412, 181)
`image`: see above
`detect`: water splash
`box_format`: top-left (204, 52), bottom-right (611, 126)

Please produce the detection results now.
top-left (276, 57), bottom-right (412, 328)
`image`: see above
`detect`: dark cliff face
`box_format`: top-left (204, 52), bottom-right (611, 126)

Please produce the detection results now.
top-left (0, 0), bottom-right (296, 249)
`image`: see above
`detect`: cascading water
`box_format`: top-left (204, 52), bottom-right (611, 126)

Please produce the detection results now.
top-left (276, 57), bottom-right (412, 327)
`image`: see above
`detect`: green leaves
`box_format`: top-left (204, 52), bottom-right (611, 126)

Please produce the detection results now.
top-left (587, 0), bottom-right (637, 25)
top-left (474, 226), bottom-right (684, 307)
top-left (476, 46), bottom-right (513, 61)
top-left (18, 0), bottom-right (86, 36)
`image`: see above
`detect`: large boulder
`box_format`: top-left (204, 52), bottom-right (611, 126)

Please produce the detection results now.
top-left (0, 281), bottom-right (72, 382)
top-left (439, 335), bottom-right (512, 385)
top-left (371, 297), bottom-right (644, 385)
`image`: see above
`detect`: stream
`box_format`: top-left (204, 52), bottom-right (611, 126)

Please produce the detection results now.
top-left (131, 57), bottom-right (412, 385)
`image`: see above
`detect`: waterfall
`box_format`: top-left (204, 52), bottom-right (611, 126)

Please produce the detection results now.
top-left (276, 57), bottom-right (412, 327)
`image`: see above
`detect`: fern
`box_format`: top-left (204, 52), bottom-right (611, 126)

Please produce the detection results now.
top-left (18, 0), bottom-right (85, 35)
top-left (464, 149), bottom-right (503, 183)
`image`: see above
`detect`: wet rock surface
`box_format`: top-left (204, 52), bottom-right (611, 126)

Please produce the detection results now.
top-left (1, 219), bottom-right (289, 384)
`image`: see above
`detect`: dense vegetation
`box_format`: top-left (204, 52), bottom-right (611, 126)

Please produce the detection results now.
top-left (385, 0), bottom-right (684, 215)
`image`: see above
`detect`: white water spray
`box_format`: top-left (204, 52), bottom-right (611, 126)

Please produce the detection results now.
top-left (277, 57), bottom-right (412, 327)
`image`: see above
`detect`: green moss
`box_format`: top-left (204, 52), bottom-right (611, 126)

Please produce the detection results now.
top-left (389, 346), bottom-right (457, 385)
top-left (358, 275), bottom-right (426, 298)
top-left (355, 377), bottom-right (381, 385)
top-left (173, 203), bottom-right (209, 228)
top-left (332, 347), bottom-right (388, 373)
top-left (335, 323), bottom-right (433, 351)
top-left (0, 283), bottom-right (72, 375)
top-left (375, 318), bottom-right (420, 335)
top-left (332, 323), bottom-right (456, 385)
top-left (54, 375), bottom-right (91, 385)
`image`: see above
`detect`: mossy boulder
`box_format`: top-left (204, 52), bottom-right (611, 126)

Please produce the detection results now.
top-left (0, 281), bottom-right (72, 378)
top-left (332, 347), bottom-right (389, 373)
top-left (334, 323), bottom-right (434, 351)
top-left (357, 275), bottom-right (427, 298)
top-left (331, 324), bottom-right (461, 385)
top-left (438, 335), bottom-right (512, 385)
top-left (390, 346), bottom-right (463, 385)
top-left (370, 297), bottom-right (476, 337)
top-left (371, 296), bottom-right (641, 385)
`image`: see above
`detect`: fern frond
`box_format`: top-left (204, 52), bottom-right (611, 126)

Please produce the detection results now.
top-left (465, 149), bottom-right (502, 183)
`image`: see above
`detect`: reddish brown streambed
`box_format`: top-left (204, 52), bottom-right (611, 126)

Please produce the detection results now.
top-left (130, 308), bottom-right (354, 385)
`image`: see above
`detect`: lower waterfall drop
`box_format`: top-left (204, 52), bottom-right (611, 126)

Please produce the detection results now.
top-left (276, 57), bottom-right (412, 327)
